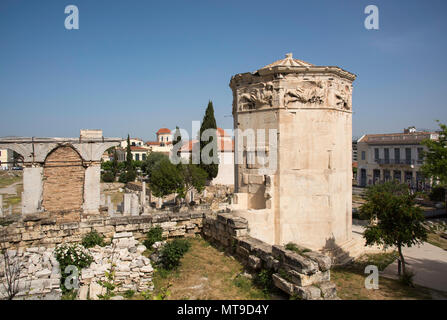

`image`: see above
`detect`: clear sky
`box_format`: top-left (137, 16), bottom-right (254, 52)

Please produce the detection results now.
top-left (1, 0), bottom-right (446, 141)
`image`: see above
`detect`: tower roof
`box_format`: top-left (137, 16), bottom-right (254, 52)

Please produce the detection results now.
top-left (260, 53), bottom-right (314, 70)
top-left (230, 52), bottom-right (356, 86)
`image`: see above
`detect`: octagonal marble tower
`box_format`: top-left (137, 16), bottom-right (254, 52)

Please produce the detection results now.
top-left (230, 53), bottom-right (356, 252)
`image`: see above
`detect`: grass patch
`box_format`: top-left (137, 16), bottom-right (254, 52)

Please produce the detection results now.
top-left (134, 236), bottom-right (282, 300)
top-left (355, 252), bottom-right (399, 271)
top-left (426, 232), bottom-right (447, 250)
top-left (0, 173), bottom-right (22, 188)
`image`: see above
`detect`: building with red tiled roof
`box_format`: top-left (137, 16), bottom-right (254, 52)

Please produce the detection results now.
top-left (156, 128), bottom-right (171, 135)
top-left (179, 128), bottom-right (234, 185)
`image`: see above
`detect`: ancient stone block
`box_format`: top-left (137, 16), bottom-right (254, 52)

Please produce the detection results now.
top-left (242, 173), bottom-right (249, 185)
top-left (272, 273), bottom-right (294, 295)
top-left (248, 255), bottom-right (262, 270)
top-left (288, 270), bottom-right (330, 286)
top-left (318, 281), bottom-right (337, 299)
top-left (272, 245), bottom-right (319, 275)
top-left (248, 174), bottom-right (264, 185)
top-left (302, 251), bottom-right (332, 271)
top-left (293, 285), bottom-right (322, 300)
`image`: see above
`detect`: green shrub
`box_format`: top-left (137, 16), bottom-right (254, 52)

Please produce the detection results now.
top-left (143, 226), bottom-right (163, 249)
top-left (429, 186), bottom-right (445, 202)
top-left (118, 170), bottom-right (137, 183)
top-left (81, 230), bottom-right (105, 248)
top-left (159, 239), bottom-right (191, 270)
top-left (285, 242), bottom-right (311, 254)
top-left (123, 290), bottom-right (135, 299)
top-left (399, 270), bottom-right (415, 287)
top-left (254, 269), bottom-right (274, 293)
top-left (101, 171), bottom-right (115, 183)
top-left (54, 243), bottom-right (93, 292)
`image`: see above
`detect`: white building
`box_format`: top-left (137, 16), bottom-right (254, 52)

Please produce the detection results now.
top-left (180, 128), bottom-right (234, 185)
top-left (0, 148), bottom-right (13, 169)
top-left (357, 127), bottom-right (439, 190)
top-left (145, 128), bottom-right (173, 154)
top-left (120, 137), bottom-right (144, 149)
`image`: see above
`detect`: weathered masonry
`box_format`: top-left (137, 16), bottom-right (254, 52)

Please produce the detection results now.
top-left (0, 130), bottom-right (121, 219)
top-left (230, 53), bottom-right (356, 252)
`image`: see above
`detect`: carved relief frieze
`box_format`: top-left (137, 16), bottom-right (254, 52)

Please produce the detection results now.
top-left (284, 81), bottom-right (325, 106)
top-left (328, 81), bottom-right (352, 110)
top-left (237, 82), bottom-right (274, 111)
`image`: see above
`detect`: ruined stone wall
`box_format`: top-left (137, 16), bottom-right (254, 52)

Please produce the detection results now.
top-left (42, 146), bottom-right (85, 214)
top-left (0, 247), bottom-right (62, 300)
top-left (202, 213), bottom-right (338, 300)
top-left (0, 211), bottom-right (205, 249)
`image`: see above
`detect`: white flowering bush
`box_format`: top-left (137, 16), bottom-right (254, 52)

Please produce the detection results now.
top-left (54, 243), bottom-right (93, 292)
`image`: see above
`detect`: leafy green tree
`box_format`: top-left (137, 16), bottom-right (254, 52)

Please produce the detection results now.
top-left (421, 121), bottom-right (447, 213)
top-left (112, 149), bottom-right (119, 177)
top-left (101, 161), bottom-right (113, 172)
top-left (177, 163), bottom-right (207, 206)
top-left (142, 152), bottom-right (169, 181)
top-left (199, 100), bottom-right (219, 180)
top-left (360, 181), bottom-right (427, 277)
top-left (149, 158), bottom-right (183, 198)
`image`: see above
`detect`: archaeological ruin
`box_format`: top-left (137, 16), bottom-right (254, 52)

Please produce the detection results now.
top-left (0, 130), bottom-right (121, 219)
top-left (0, 54), bottom-right (361, 300)
top-left (230, 53), bottom-right (357, 257)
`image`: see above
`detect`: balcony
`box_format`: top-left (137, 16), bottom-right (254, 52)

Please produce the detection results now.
top-left (374, 159), bottom-right (418, 166)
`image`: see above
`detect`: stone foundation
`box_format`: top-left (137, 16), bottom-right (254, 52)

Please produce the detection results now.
top-left (202, 213), bottom-right (338, 300)
top-left (1, 209), bottom-right (339, 300)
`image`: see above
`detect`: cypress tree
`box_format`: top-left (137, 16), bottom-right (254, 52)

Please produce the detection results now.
top-left (126, 134), bottom-right (132, 170)
top-left (199, 101), bottom-right (219, 180)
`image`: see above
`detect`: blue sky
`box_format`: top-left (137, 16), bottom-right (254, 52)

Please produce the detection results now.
top-left (0, 0), bottom-right (446, 141)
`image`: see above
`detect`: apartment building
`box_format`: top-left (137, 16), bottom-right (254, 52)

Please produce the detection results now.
top-left (357, 127), bottom-right (439, 190)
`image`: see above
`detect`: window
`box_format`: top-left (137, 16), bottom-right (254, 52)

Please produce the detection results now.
top-left (142, 154), bottom-right (147, 161)
top-left (374, 148), bottom-right (379, 160)
top-left (361, 151), bottom-right (365, 160)
top-left (384, 148), bottom-right (389, 163)
top-left (405, 148), bottom-right (411, 160)
top-left (394, 148), bottom-right (400, 163)
top-left (135, 154), bottom-right (140, 161)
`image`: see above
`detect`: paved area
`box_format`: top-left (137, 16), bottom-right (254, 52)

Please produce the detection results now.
top-left (0, 181), bottom-right (21, 195)
top-left (353, 220), bottom-right (447, 293)
top-left (381, 242), bottom-right (447, 293)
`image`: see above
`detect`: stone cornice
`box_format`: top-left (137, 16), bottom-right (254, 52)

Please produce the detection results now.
top-left (230, 66), bottom-right (356, 87)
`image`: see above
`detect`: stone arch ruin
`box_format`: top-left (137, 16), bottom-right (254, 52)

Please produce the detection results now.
top-left (42, 145), bottom-right (85, 213)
